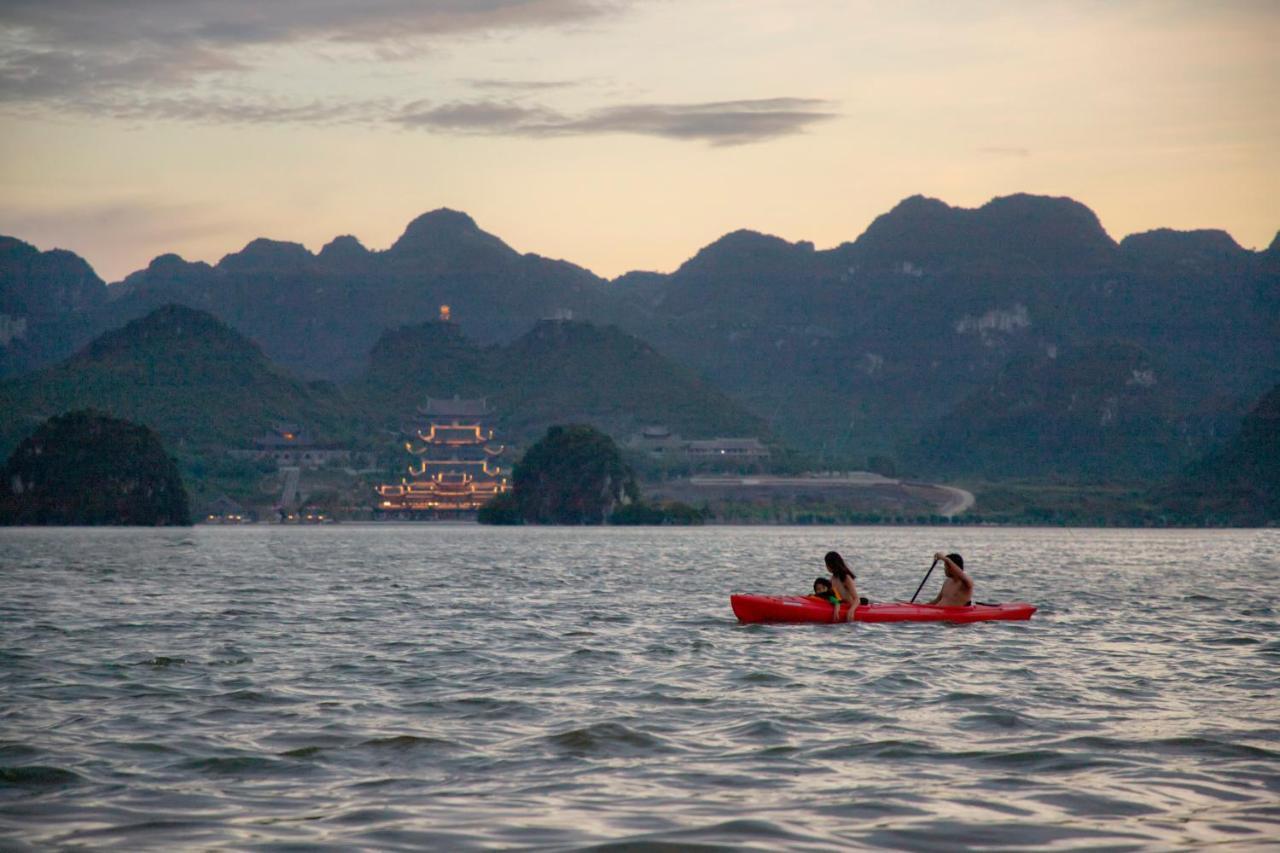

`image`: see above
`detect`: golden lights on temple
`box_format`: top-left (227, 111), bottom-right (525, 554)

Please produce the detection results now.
top-left (375, 397), bottom-right (509, 516)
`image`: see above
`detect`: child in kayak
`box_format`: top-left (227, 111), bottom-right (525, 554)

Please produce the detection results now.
top-left (810, 577), bottom-right (845, 621)
top-left (925, 552), bottom-right (974, 607)
top-left (811, 577), bottom-right (840, 604)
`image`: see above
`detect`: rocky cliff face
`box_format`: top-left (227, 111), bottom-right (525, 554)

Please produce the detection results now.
top-left (0, 237), bottom-right (107, 377)
top-left (908, 342), bottom-right (1186, 480)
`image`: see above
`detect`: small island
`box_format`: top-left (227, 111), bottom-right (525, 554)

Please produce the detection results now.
top-left (0, 410), bottom-right (191, 526)
top-left (479, 424), bottom-right (704, 525)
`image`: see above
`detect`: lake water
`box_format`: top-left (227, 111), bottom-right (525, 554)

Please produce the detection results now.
top-left (2, 525), bottom-right (1278, 850)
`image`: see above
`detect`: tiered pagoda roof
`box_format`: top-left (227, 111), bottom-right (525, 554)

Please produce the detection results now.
top-left (376, 396), bottom-right (509, 516)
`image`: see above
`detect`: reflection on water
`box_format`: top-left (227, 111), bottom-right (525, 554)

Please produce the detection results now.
top-left (1, 525), bottom-right (1278, 850)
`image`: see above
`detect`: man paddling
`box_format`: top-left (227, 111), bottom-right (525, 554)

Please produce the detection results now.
top-left (925, 552), bottom-right (973, 607)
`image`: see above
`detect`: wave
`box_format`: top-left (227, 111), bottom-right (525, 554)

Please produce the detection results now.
top-left (546, 722), bottom-right (677, 756)
top-left (358, 735), bottom-right (454, 751)
top-left (0, 765), bottom-right (82, 788)
top-left (178, 756), bottom-right (285, 777)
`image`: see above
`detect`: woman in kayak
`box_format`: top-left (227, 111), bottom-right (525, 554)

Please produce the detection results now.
top-left (824, 551), bottom-right (862, 621)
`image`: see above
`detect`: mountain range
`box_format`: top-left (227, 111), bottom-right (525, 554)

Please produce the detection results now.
top-left (2, 194), bottom-right (1276, 481)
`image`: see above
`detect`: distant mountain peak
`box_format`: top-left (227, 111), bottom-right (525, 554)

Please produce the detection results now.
top-left (318, 234), bottom-right (369, 261)
top-left (77, 303), bottom-right (264, 363)
top-left (705, 229), bottom-right (801, 252)
top-left (0, 235), bottom-right (101, 279)
top-left (890, 194), bottom-right (953, 215)
top-left (145, 253), bottom-right (205, 273)
top-left (0, 235), bottom-right (106, 319)
top-left (856, 191), bottom-right (1114, 267)
top-left (389, 208), bottom-right (512, 257)
top-left (0, 235), bottom-right (40, 260)
top-left (1120, 228), bottom-right (1244, 258)
top-left (116, 253), bottom-right (212, 290)
top-left (980, 193), bottom-right (1115, 254)
top-left (97, 303), bottom-right (227, 335)
top-left (857, 195), bottom-right (960, 247)
top-left (981, 192), bottom-right (1096, 214)
top-left (216, 238), bottom-right (314, 273)
top-left (677, 229), bottom-right (812, 277)
top-left (407, 207), bottom-right (478, 231)
top-left (980, 192), bottom-right (1107, 230)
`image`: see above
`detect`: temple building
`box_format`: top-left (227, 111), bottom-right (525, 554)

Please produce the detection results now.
top-left (375, 397), bottom-right (510, 517)
top-left (231, 423), bottom-right (351, 468)
top-left (629, 426), bottom-right (770, 465)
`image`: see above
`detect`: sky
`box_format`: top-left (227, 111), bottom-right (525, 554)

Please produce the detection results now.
top-left (0, 0), bottom-right (1277, 283)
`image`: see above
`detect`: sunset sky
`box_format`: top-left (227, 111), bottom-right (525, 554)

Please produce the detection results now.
top-left (1, 0), bottom-right (1276, 282)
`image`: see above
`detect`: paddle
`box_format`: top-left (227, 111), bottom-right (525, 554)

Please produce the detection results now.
top-left (909, 557), bottom-right (940, 604)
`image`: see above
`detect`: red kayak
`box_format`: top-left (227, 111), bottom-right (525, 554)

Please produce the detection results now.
top-left (731, 594), bottom-right (1037, 624)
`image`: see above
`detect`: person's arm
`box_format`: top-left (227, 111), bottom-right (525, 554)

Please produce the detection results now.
top-left (943, 556), bottom-right (974, 597)
top-left (813, 594), bottom-right (842, 620)
top-left (834, 576), bottom-right (858, 619)
top-left (925, 552), bottom-right (950, 604)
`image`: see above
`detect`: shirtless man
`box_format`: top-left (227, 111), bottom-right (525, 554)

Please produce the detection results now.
top-left (926, 552), bottom-right (973, 607)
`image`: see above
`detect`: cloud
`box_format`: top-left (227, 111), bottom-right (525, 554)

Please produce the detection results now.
top-left (398, 99), bottom-right (562, 131)
top-left (396, 97), bottom-right (838, 145)
top-left (0, 41), bottom-right (241, 102)
top-left (0, 0), bottom-right (619, 47)
top-left (465, 77), bottom-right (580, 92)
top-left (3, 85), bottom-right (836, 144)
top-left (0, 2), bottom-right (836, 145)
top-left (567, 98), bottom-right (839, 145)
top-left (0, 0), bottom-right (621, 101)
top-left (86, 94), bottom-right (393, 125)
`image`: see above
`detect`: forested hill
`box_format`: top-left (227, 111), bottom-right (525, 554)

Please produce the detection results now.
top-left (356, 317), bottom-right (770, 446)
top-left (0, 304), bottom-right (357, 456)
top-left (1157, 383), bottom-right (1280, 524)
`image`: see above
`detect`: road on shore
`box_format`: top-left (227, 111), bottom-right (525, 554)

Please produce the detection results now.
top-left (662, 474), bottom-right (976, 517)
top-left (934, 484), bottom-right (975, 516)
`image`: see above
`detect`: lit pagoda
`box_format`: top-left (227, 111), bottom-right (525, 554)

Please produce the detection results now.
top-left (375, 396), bottom-right (509, 517)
